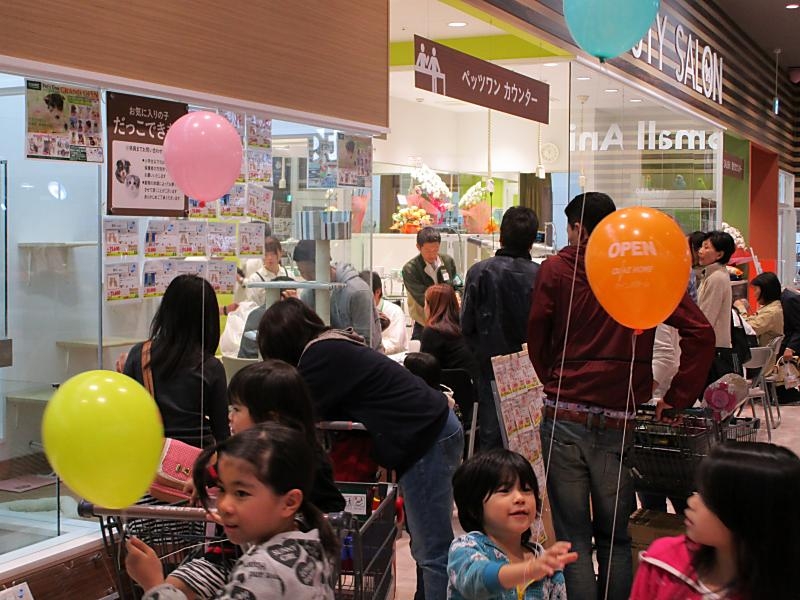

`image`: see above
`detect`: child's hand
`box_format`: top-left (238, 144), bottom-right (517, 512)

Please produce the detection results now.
top-left (125, 536), bottom-right (165, 591)
top-left (527, 542), bottom-right (578, 581)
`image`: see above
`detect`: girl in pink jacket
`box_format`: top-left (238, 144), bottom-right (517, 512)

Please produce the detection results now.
top-left (631, 442), bottom-right (800, 600)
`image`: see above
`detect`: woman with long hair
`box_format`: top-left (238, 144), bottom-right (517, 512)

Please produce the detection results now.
top-left (421, 283), bottom-right (478, 372)
top-left (123, 274), bottom-right (228, 448)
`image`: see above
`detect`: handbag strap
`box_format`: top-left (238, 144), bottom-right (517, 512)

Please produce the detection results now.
top-left (141, 340), bottom-right (154, 398)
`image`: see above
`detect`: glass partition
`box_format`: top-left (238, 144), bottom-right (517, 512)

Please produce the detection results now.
top-left (566, 62), bottom-right (722, 235)
top-left (0, 70), bottom-right (375, 564)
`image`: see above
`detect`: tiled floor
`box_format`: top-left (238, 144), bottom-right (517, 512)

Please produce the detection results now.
top-left (393, 403), bottom-right (800, 599)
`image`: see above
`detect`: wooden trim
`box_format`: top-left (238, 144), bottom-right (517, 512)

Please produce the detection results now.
top-left (0, 0), bottom-right (389, 130)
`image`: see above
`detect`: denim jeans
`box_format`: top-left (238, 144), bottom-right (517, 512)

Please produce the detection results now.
top-left (399, 410), bottom-right (463, 600)
top-left (541, 417), bottom-right (634, 600)
top-left (476, 376), bottom-right (503, 451)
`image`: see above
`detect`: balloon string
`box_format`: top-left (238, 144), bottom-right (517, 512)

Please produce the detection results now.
top-left (603, 332), bottom-right (637, 600)
top-left (542, 191), bottom-right (587, 502)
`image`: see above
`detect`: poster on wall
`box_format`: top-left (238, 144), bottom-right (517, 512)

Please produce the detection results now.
top-left (189, 197), bottom-right (218, 219)
top-left (144, 220), bottom-right (180, 258)
top-left (103, 219), bottom-right (139, 257)
top-left (336, 133), bottom-right (372, 187)
top-left (176, 259), bottom-right (206, 278)
top-left (238, 222), bottom-right (266, 257)
top-left (143, 259), bottom-right (177, 298)
top-left (220, 183), bottom-right (247, 218)
top-left (207, 222), bottom-right (237, 257)
top-left (25, 79), bottom-right (103, 162)
top-left (307, 131), bottom-right (337, 188)
top-left (247, 115), bottom-right (271, 149)
top-left (246, 184), bottom-right (273, 221)
top-left (106, 91), bottom-right (188, 217)
top-left (105, 262), bottom-right (140, 303)
top-left (206, 260), bottom-right (237, 294)
top-left (177, 220), bottom-right (207, 257)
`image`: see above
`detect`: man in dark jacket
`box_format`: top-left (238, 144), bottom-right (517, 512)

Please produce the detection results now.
top-left (461, 206), bottom-right (540, 450)
top-left (402, 227), bottom-right (461, 339)
top-left (527, 192), bottom-right (714, 600)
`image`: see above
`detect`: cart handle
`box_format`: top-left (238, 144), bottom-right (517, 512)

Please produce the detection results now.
top-left (316, 421), bottom-right (367, 431)
top-left (78, 500), bottom-right (216, 522)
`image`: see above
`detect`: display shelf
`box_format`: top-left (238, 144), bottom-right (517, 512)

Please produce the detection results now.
top-left (55, 337), bottom-right (143, 350)
top-left (17, 242), bottom-right (97, 249)
top-left (5, 386), bottom-right (54, 406)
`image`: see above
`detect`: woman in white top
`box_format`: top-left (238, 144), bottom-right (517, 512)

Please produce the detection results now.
top-left (697, 230), bottom-right (736, 381)
top-left (234, 236), bottom-right (289, 305)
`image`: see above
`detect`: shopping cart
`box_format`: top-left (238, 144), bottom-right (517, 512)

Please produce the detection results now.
top-left (78, 497), bottom-right (224, 600)
top-left (631, 406), bottom-right (760, 498)
top-left (80, 483), bottom-right (399, 600)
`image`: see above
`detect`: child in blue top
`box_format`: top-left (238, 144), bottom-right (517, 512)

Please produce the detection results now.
top-left (448, 449), bottom-right (577, 600)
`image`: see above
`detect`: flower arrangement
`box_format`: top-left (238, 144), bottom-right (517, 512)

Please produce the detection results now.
top-left (459, 180), bottom-right (491, 209)
top-left (407, 164), bottom-right (452, 223)
top-left (721, 222), bottom-right (747, 249)
top-left (390, 205), bottom-right (432, 234)
top-left (484, 217), bottom-right (499, 234)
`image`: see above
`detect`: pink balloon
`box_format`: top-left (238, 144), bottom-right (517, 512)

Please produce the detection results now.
top-left (163, 111), bottom-right (243, 202)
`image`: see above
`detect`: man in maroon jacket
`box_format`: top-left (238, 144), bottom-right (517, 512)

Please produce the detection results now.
top-left (527, 192), bottom-right (714, 600)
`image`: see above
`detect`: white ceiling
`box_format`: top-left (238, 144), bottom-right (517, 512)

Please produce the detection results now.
top-left (390, 0), bottom-right (501, 42)
top-left (388, 0), bottom-right (664, 115)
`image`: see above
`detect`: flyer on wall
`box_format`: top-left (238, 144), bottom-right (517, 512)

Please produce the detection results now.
top-left (246, 183), bottom-right (273, 221)
top-left (246, 115), bottom-right (271, 149)
top-left (144, 220), bottom-right (180, 258)
top-left (307, 131), bottom-right (337, 188)
top-left (177, 221), bottom-right (207, 257)
top-left (106, 91), bottom-right (188, 217)
top-left (238, 222), bottom-right (266, 257)
top-left (143, 259), bottom-right (177, 297)
top-left (103, 219), bottom-right (139, 258)
top-left (189, 197), bottom-right (218, 219)
top-left (337, 133), bottom-right (372, 187)
top-left (105, 263), bottom-right (140, 303)
top-left (25, 79), bottom-right (103, 162)
top-left (176, 260), bottom-right (206, 278)
top-left (207, 260), bottom-right (237, 294)
top-left (207, 222), bottom-right (237, 257)
top-left (247, 148), bottom-right (272, 185)
top-left (220, 183), bottom-right (247, 218)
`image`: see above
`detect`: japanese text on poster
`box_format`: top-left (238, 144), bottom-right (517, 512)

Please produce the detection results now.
top-left (26, 79), bottom-right (103, 162)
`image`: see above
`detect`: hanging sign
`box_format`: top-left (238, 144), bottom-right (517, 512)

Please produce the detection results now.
top-left (106, 92), bottom-right (188, 216)
top-left (413, 35), bottom-right (549, 123)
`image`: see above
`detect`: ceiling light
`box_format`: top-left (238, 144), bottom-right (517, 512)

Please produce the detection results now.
top-left (576, 76), bottom-right (591, 81)
top-left (786, 3), bottom-right (799, 8)
top-left (604, 88), bottom-right (619, 93)
top-left (543, 62), bottom-right (559, 67)
top-left (448, 21), bottom-right (467, 27)
top-left (629, 98), bottom-right (643, 103)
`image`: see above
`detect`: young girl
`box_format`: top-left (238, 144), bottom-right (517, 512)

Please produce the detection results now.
top-left (166, 360), bottom-right (344, 599)
top-left (126, 422), bottom-right (338, 599)
top-left (448, 449), bottom-right (577, 600)
top-left (631, 442), bottom-right (800, 599)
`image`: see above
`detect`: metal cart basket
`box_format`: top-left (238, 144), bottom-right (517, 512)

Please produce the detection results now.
top-left (631, 406), bottom-right (760, 497)
top-left (81, 483), bottom-right (399, 600)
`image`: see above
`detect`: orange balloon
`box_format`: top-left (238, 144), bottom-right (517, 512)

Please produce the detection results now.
top-left (585, 207), bottom-right (690, 330)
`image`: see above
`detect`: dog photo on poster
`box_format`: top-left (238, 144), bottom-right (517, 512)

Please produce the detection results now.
top-left (25, 79), bottom-right (103, 163)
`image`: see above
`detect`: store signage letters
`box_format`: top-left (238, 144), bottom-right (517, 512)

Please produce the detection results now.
top-left (413, 35), bottom-right (549, 123)
top-left (631, 14), bottom-right (724, 105)
top-left (570, 120), bottom-right (720, 152)
top-left (722, 152), bottom-right (744, 179)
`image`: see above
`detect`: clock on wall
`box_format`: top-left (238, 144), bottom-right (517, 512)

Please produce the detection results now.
top-left (541, 142), bottom-right (560, 164)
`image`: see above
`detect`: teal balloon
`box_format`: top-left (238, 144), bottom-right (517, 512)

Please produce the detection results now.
top-left (564, 0), bottom-right (660, 61)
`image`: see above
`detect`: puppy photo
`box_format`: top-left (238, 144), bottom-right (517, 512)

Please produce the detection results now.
top-left (44, 93), bottom-right (65, 131)
top-left (124, 174), bottom-right (141, 198)
top-left (115, 159), bottom-right (131, 184)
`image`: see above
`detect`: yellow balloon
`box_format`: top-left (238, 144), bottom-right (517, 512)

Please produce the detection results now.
top-left (42, 370), bottom-right (164, 508)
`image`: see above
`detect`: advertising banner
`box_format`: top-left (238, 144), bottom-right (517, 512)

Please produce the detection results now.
top-left (26, 79), bottom-right (103, 162)
top-left (107, 91), bottom-right (188, 216)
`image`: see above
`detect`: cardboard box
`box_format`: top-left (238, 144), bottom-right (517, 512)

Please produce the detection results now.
top-left (629, 508), bottom-right (685, 572)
